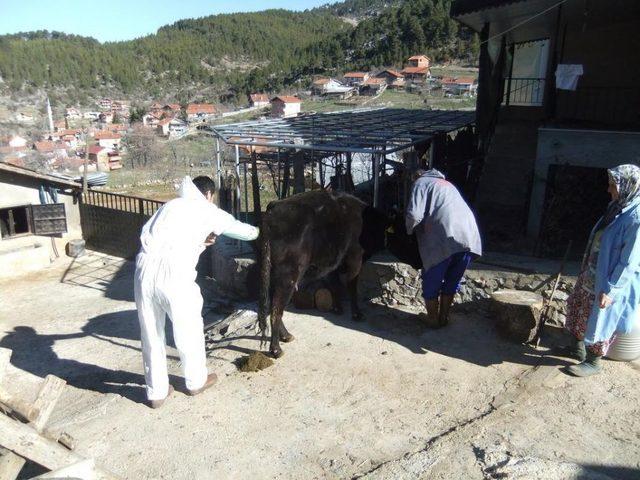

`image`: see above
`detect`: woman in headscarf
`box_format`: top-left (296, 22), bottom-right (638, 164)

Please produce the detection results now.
top-left (563, 164), bottom-right (640, 377)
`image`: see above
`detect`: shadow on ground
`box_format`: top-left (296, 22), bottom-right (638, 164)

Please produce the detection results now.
top-left (0, 310), bottom-right (182, 404)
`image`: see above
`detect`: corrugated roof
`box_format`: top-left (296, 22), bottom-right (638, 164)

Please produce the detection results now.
top-left (0, 162), bottom-right (81, 188)
top-left (451, 0), bottom-right (527, 16)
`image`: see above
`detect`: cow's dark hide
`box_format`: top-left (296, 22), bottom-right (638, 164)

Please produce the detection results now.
top-left (385, 210), bottom-right (423, 270)
top-left (257, 190), bottom-right (388, 358)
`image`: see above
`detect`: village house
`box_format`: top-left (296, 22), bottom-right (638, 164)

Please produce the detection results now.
top-left (98, 112), bottom-right (114, 124)
top-left (249, 93), bottom-right (270, 108)
top-left (401, 66), bottom-right (430, 84)
top-left (407, 55), bottom-right (430, 69)
top-left (311, 78), bottom-right (354, 98)
top-left (360, 77), bottom-right (387, 96)
top-left (162, 103), bottom-right (181, 114)
top-left (0, 162), bottom-right (82, 279)
top-left (83, 111), bottom-right (100, 120)
top-left (93, 131), bottom-right (121, 151)
top-left (451, 0), bottom-right (640, 254)
top-left (343, 72), bottom-right (370, 86)
top-left (58, 130), bottom-right (81, 148)
top-left (156, 118), bottom-right (173, 137)
top-left (99, 98), bottom-right (112, 110)
top-left (186, 103), bottom-right (217, 123)
top-left (34, 141), bottom-right (67, 158)
top-left (143, 111), bottom-right (163, 127)
top-left (270, 96), bottom-right (302, 118)
top-left (168, 118), bottom-right (188, 138)
top-left (87, 145), bottom-right (110, 171)
top-left (375, 69), bottom-right (405, 89)
top-left (440, 76), bottom-right (478, 95)
top-left (106, 124), bottom-right (128, 135)
top-left (65, 107), bottom-right (82, 119)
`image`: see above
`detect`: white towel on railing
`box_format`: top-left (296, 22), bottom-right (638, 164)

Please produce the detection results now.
top-left (555, 64), bottom-right (583, 90)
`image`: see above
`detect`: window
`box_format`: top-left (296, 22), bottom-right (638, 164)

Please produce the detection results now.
top-left (0, 204), bottom-right (67, 239)
top-left (503, 39), bottom-right (550, 106)
top-left (0, 206), bottom-right (32, 238)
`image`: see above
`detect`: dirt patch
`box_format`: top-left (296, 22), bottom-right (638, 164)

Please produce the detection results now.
top-left (235, 351), bottom-right (274, 372)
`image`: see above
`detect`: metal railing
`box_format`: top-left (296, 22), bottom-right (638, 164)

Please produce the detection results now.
top-left (503, 77), bottom-right (546, 106)
top-left (81, 190), bottom-right (164, 216)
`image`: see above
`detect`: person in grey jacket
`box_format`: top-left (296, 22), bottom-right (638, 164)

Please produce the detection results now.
top-left (406, 169), bottom-right (482, 327)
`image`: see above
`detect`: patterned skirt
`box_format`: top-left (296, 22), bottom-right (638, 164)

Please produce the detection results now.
top-left (565, 272), bottom-right (612, 356)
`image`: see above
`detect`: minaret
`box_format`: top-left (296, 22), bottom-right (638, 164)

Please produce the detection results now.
top-left (46, 96), bottom-right (54, 132)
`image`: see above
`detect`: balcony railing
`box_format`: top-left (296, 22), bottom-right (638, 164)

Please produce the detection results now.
top-left (503, 77), bottom-right (546, 106)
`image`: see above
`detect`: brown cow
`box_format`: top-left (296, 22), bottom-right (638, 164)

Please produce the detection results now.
top-left (257, 190), bottom-right (388, 358)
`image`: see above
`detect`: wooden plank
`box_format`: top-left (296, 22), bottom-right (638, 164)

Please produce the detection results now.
top-left (32, 459), bottom-right (94, 479)
top-left (0, 415), bottom-right (119, 479)
top-left (30, 375), bottom-right (66, 432)
top-left (0, 412), bottom-right (83, 470)
top-left (0, 348), bottom-right (12, 381)
top-left (0, 446), bottom-right (25, 480)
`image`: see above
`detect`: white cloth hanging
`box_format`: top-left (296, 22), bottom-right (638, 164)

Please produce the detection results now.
top-left (555, 64), bottom-right (584, 91)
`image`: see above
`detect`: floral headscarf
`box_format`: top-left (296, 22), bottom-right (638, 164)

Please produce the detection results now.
top-left (608, 164), bottom-right (640, 208)
top-left (582, 164), bottom-right (640, 268)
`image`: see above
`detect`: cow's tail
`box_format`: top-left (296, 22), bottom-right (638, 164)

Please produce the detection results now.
top-left (257, 216), bottom-right (271, 346)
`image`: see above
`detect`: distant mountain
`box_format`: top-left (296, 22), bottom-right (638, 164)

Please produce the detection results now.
top-left (0, 0), bottom-right (476, 104)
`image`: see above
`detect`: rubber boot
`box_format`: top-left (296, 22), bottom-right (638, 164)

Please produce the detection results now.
top-left (439, 294), bottom-right (455, 328)
top-left (566, 351), bottom-right (603, 377)
top-left (556, 337), bottom-right (587, 362)
top-left (418, 298), bottom-right (440, 328)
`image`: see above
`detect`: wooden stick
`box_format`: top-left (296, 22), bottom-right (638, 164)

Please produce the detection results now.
top-left (0, 447), bottom-right (26, 480)
top-left (32, 459), bottom-right (94, 479)
top-left (30, 375), bottom-right (66, 432)
top-left (0, 414), bottom-right (118, 478)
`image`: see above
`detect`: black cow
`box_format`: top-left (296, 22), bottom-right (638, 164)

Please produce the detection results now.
top-left (257, 190), bottom-right (388, 358)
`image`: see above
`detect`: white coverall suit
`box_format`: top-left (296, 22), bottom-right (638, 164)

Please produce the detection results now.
top-left (134, 176), bottom-right (259, 401)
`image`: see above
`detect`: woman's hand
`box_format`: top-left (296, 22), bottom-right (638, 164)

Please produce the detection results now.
top-left (599, 292), bottom-right (613, 308)
top-left (204, 233), bottom-right (217, 246)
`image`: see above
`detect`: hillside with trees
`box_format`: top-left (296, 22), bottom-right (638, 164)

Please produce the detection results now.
top-left (0, 0), bottom-right (477, 105)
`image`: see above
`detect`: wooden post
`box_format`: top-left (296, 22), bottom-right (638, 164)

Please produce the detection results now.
top-left (250, 151), bottom-right (261, 225)
top-left (280, 155), bottom-right (291, 199)
top-left (293, 151), bottom-right (305, 194)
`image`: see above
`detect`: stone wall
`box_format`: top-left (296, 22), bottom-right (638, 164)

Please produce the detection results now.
top-left (359, 255), bottom-right (578, 329)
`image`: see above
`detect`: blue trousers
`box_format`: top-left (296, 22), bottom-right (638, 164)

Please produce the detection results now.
top-left (421, 252), bottom-right (472, 300)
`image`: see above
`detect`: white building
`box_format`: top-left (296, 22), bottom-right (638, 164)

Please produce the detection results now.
top-left (270, 96), bottom-right (302, 118)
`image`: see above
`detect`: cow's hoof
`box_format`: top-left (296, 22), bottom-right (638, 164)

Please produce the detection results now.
top-left (270, 348), bottom-right (284, 359)
top-left (280, 333), bottom-right (295, 343)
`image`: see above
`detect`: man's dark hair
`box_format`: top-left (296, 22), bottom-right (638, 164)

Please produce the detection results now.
top-left (193, 176), bottom-right (216, 196)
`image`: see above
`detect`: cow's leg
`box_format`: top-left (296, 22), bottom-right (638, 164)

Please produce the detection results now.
top-left (327, 270), bottom-right (344, 315)
top-left (341, 246), bottom-right (364, 321)
top-left (269, 262), bottom-right (304, 357)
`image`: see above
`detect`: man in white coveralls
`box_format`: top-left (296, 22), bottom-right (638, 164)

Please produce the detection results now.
top-left (135, 175), bottom-right (259, 408)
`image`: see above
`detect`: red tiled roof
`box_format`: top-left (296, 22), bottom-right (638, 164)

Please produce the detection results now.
top-left (380, 69), bottom-right (404, 78)
top-left (364, 78), bottom-right (386, 85)
top-left (313, 78), bottom-right (331, 85)
top-left (164, 103), bottom-right (181, 110)
top-left (158, 118), bottom-right (173, 126)
top-left (88, 146), bottom-right (105, 155)
top-left (441, 76), bottom-right (476, 85)
top-left (186, 103), bottom-right (217, 115)
top-left (250, 93), bottom-right (269, 103)
top-left (34, 141), bottom-right (58, 153)
top-left (402, 67), bottom-right (429, 74)
top-left (271, 96), bottom-right (302, 104)
top-left (344, 72), bottom-right (368, 78)
top-left (408, 55), bottom-right (430, 61)
top-left (94, 131), bottom-right (121, 140)
top-left (59, 129), bottom-right (80, 136)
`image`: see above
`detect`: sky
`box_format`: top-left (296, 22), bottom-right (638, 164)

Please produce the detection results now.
top-left (0, 0), bottom-right (338, 43)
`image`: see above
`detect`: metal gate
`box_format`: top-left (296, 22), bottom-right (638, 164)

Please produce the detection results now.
top-left (80, 190), bottom-right (164, 259)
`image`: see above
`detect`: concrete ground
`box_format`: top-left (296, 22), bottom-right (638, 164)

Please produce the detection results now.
top-left (0, 252), bottom-right (639, 480)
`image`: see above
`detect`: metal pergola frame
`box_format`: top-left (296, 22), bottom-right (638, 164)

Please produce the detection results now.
top-left (209, 108), bottom-right (475, 155)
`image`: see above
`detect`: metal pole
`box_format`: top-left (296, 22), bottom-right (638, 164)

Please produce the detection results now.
top-left (373, 148), bottom-right (380, 208)
top-left (234, 145), bottom-right (240, 219)
top-left (215, 138), bottom-right (221, 189)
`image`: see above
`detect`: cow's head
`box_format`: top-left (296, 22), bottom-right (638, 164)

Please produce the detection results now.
top-left (360, 206), bottom-right (391, 261)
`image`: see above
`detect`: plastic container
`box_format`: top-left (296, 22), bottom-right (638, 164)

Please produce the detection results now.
top-left (606, 316), bottom-right (640, 362)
